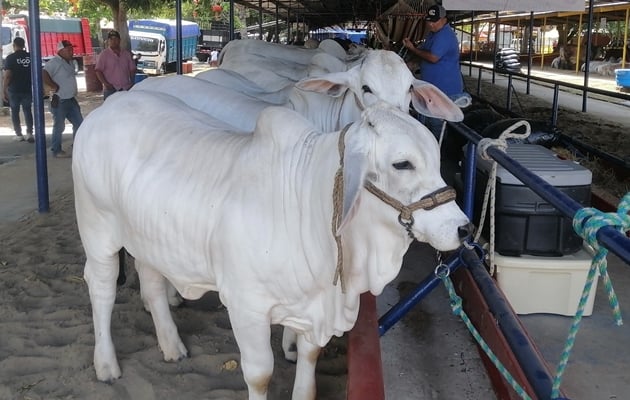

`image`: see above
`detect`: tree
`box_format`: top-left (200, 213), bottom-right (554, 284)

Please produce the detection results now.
top-left (87, 0), bottom-right (155, 50)
top-left (3, 0), bottom-right (74, 15)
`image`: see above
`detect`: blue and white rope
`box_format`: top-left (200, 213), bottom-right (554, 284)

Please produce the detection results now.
top-left (551, 192), bottom-right (630, 398)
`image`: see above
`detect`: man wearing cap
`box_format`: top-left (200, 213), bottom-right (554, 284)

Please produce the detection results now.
top-left (42, 40), bottom-right (84, 158)
top-left (95, 30), bottom-right (136, 100)
top-left (3, 37), bottom-right (34, 143)
top-left (402, 4), bottom-right (465, 138)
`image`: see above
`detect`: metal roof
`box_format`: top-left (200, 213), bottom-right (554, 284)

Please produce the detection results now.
top-left (231, 0), bottom-right (630, 29)
top-left (232, 0), bottom-right (420, 29)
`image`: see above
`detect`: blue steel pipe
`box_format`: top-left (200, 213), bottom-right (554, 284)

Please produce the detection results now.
top-left (460, 249), bottom-right (565, 400)
top-left (378, 246), bottom-right (477, 336)
top-left (449, 122), bottom-right (630, 264)
top-left (462, 143), bottom-right (478, 219)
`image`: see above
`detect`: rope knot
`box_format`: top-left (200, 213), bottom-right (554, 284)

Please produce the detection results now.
top-left (477, 119), bottom-right (531, 161)
top-left (399, 207), bottom-right (413, 221)
top-left (573, 193), bottom-right (630, 252)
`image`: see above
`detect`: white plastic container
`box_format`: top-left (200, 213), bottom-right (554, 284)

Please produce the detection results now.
top-left (494, 247), bottom-right (598, 316)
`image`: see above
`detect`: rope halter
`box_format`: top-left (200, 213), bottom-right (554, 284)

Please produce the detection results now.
top-left (364, 182), bottom-right (457, 239)
top-left (331, 123), bottom-right (457, 290)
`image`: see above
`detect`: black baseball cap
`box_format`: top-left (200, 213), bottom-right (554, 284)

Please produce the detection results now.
top-left (108, 30), bottom-right (121, 39)
top-left (425, 5), bottom-right (447, 22)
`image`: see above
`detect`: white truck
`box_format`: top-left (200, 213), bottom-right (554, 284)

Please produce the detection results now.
top-left (128, 19), bottom-right (199, 75)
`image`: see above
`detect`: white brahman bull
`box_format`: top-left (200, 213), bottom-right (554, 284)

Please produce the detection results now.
top-left (73, 90), bottom-right (471, 400)
top-left (136, 50), bottom-right (464, 132)
top-left (193, 68), bottom-right (292, 105)
top-left (219, 38), bottom-right (353, 67)
top-left (217, 38), bottom-right (364, 91)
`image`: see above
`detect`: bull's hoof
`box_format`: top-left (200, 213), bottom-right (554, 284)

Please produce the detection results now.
top-left (95, 363), bottom-right (122, 383)
top-left (161, 341), bottom-right (188, 362)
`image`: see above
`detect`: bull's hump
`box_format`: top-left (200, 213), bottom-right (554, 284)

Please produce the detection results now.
top-left (254, 107), bottom-right (317, 142)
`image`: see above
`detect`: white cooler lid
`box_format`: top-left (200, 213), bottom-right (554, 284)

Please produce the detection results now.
top-left (476, 143), bottom-right (592, 186)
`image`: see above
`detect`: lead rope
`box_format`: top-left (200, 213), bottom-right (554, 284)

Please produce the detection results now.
top-left (550, 193), bottom-right (629, 399)
top-left (475, 120), bottom-right (531, 275)
top-left (435, 251), bottom-right (533, 400)
top-left (331, 125), bottom-right (351, 293)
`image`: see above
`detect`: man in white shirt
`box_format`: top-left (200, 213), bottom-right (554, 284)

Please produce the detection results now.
top-left (43, 40), bottom-right (84, 158)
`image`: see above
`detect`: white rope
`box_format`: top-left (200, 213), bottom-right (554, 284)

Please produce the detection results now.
top-left (438, 120), bottom-right (447, 148)
top-left (474, 120), bottom-right (531, 275)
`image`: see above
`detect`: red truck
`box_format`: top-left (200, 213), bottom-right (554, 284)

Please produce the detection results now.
top-left (3, 14), bottom-right (94, 71)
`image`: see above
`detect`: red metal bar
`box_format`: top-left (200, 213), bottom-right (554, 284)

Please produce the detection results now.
top-left (346, 293), bottom-right (384, 400)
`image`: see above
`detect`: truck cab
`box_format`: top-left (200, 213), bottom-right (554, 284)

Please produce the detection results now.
top-left (1, 24), bottom-right (27, 60)
top-left (129, 30), bottom-right (166, 75)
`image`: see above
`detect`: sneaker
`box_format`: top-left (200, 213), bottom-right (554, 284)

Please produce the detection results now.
top-left (26, 134), bottom-right (34, 143)
top-left (53, 150), bottom-right (71, 158)
top-left (13, 135), bottom-right (25, 142)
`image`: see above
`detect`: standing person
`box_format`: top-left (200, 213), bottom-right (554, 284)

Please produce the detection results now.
top-left (209, 48), bottom-right (219, 67)
top-left (3, 37), bottom-right (34, 143)
top-left (95, 30), bottom-right (136, 100)
top-left (42, 40), bottom-right (83, 158)
top-left (402, 4), bottom-right (466, 138)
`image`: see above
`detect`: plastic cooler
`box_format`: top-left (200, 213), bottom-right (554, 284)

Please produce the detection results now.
top-left (494, 246), bottom-right (597, 316)
top-left (615, 69), bottom-right (630, 88)
top-left (474, 144), bottom-right (592, 257)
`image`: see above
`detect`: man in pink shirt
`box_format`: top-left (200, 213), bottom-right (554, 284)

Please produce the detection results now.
top-left (95, 30), bottom-right (136, 100)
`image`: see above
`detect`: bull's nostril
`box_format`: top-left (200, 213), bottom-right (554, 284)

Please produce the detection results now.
top-left (458, 222), bottom-right (474, 240)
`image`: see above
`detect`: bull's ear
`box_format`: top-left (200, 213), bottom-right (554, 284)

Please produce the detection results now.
top-left (338, 146), bottom-right (368, 233)
top-left (410, 79), bottom-right (464, 122)
top-left (296, 67), bottom-right (359, 97)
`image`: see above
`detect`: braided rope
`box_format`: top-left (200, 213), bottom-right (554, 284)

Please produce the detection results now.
top-left (364, 182), bottom-right (456, 221)
top-left (475, 120), bottom-right (531, 275)
top-left (437, 266), bottom-right (533, 400)
top-left (551, 192), bottom-right (630, 398)
top-left (331, 125), bottom-right (351, 292)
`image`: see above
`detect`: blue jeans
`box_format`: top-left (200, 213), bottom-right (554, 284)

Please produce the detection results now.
top-left (50, 97), bottom-right (83, 154)
top-left (420, 115), bottom-right (446, 140)
top-left (103, 88), bottom-right (123, 100)
top-left (8, 91), bottom-right (33, 136)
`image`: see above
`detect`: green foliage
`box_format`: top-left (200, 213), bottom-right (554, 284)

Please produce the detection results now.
top-left (3, 0), bottom-right (73, 15)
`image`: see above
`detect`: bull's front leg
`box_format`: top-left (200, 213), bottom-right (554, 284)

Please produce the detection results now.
top-left (84, 256), bottom-right (121, 382)
top-left (136, 262), bottom-right (188, 361)
top-left (229, 309), bottom-right (274, 400)
top-left (292, 333), bottom-right (320, 400)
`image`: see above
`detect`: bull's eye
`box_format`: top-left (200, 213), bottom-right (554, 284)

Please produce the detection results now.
top-left (362, 85), bottom-right (373, 94)
top-left (393, 160), bottom-right (415, 170)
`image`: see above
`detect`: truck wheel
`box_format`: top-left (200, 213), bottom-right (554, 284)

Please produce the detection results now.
top-left (160, 63), bottom-right (166, 75)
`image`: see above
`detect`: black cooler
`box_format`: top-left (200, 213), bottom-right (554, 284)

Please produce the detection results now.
top-left (474, 144), bottom-right (592, 257)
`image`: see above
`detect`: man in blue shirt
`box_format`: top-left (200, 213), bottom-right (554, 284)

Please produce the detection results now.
top-left (402, 5), bottom-right (465, 139)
